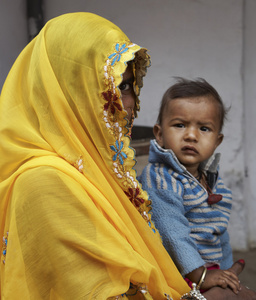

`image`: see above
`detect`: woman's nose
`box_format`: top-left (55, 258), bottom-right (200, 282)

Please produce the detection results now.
top-left (122, 95), bottom-right (135, 122)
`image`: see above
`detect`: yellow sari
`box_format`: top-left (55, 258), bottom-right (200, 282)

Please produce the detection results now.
top-left (0, 12), bottom-right (189, 299)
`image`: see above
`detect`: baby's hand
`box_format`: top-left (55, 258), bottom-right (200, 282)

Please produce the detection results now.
top-left (202, 269), bottom-right (241, 294)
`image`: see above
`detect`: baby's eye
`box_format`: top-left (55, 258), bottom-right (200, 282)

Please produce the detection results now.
top-left (200, 126), bottom-right (210, 132)
top-left (173, 123), bottom-right (185, 128)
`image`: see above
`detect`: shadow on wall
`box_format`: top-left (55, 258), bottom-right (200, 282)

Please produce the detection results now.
top-left (131, 126), bottom-right (154, 156)
top-left (27, 0), bottom-right (44, 41)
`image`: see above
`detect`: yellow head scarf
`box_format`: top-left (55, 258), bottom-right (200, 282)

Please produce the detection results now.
top-left (0, 12), bottom-right (189, 299)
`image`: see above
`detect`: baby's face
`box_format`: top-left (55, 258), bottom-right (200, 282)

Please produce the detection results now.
top-left (154, 96), bottom-right (223, 176)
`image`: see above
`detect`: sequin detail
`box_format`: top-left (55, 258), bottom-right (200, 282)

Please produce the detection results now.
top-left (74, 156), bottom-right (84, 173)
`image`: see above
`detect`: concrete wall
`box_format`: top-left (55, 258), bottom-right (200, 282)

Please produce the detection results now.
top-left (0, 0), bottom-right (27, 88)
top-left (1, 0), bottom-right (255, 250)
top-left (243, 0), bottom-right (256, 248)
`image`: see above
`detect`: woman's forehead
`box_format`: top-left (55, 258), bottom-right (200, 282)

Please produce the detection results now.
top-left (122, 64), bottom-right (134, 80)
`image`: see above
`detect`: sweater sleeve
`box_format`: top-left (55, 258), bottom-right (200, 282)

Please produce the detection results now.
top-left (139, 166), bottom-right (205, 277)
top-left (219, 230), bottom-right (233, 269)
top-left (147, 188), bottom-right (205, 276)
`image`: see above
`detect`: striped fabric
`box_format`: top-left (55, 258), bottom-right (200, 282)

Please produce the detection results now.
top-left (139, 140), bottom-right (233, 276)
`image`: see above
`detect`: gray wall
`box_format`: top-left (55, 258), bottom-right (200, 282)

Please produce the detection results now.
top-left (1, 0), bottom-right (255, 250)
top-left (0, 0), bottom-right (27, 88)
top-left (244, 0), bottom-right (256, 248)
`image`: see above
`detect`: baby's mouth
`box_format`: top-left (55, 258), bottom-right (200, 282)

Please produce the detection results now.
top-left (181, 146), bottom-right (199, 154)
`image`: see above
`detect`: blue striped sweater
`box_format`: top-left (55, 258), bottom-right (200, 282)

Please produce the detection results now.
top-left (138, 140), bottom-right (233, 276)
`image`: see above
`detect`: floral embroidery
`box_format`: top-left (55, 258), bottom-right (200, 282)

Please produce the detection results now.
top-left (125, 187), bottom-right (145, 207)
top-left (110, 140), bottom-right (127, 165)
top-left (2, 232), bottom-right (8, 264)
top-left (103, 90), bottom-right (122, 114)
top-left (147, 220), bottom-right (156, 233)
top-left (108, 43), bottom-right (129, 66)
top-left (102, 42), bottom-right (158, 235)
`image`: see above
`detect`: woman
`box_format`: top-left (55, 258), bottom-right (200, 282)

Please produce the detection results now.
top-left (0, 12), bottom-right (255, 300)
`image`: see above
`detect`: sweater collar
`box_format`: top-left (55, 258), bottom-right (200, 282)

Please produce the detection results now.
top-left (149, 139), bottom-right (220, 175)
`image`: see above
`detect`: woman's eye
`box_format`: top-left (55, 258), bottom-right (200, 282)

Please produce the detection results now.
top-left (119, 83), bottom-right (131, 91)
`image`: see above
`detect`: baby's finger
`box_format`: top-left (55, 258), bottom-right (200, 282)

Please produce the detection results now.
top-left (223, 270), bottom-right (240, 283)
top-left (217, 278), bottom-right (228, 289)
top-left (221, 273), bottom-right (241, 294)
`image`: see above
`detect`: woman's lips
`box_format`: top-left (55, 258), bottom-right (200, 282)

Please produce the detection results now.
top-left (181, 146), bottom-right (199, 154)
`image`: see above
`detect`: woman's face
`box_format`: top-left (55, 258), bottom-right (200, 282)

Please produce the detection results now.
top-left (119, 64), bottom-right (136, 123)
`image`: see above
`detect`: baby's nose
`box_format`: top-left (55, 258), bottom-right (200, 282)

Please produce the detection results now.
top-left (184, 127), bottom-right (198, 141)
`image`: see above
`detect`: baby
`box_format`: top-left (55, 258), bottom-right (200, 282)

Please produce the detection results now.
top-left (139, 78), bottom-right (241, 293)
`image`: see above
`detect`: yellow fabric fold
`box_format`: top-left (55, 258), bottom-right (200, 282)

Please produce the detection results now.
top-left (0, 12), bottom-right (189, 299)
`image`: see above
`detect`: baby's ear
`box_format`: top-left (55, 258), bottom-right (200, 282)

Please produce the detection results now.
top-left (153, 124), bottom-right (164, 147)
top-left (216, 133), bottom-right (224, 148)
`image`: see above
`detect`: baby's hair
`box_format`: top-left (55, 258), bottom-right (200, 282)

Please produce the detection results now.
top-left (156, 77), bottom-right (229, 132)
